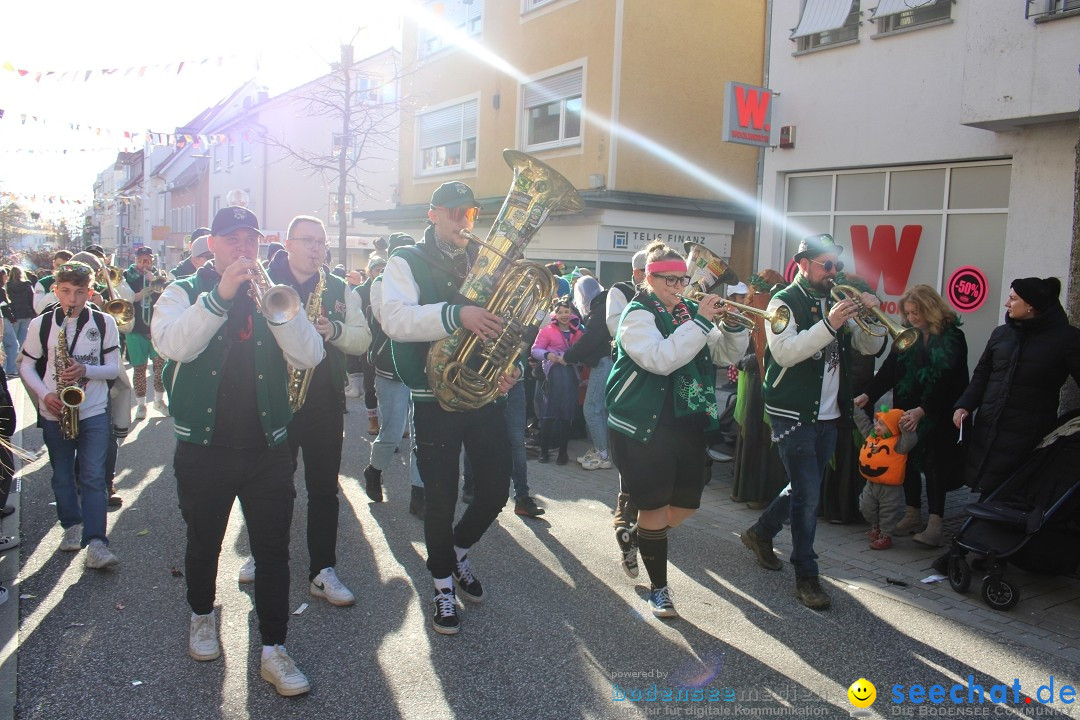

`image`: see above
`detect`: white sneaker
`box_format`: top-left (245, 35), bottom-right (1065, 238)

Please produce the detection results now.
top-left (238, 556), bottom-right (255, 584)
top-left (153, 399), bottom-right (169, 416)
top-left (310, 567), bottom-right (355, 607)
top-left (189, 612), bottom-right (221, 661)
top-left (576, 448), bottom-right (598, 465)
top-left (59, 525), bottom-right (82, 552)
top-left (135, 404), bottom-right (147, 420)
top-left (85, 539), bottom-right (119, 570)
top-left (582, 454), bottom-right (613, 470)
top-left (260, 646), bottom-right (311, 697)
top-left (343, 374), bottom-right (362, 398)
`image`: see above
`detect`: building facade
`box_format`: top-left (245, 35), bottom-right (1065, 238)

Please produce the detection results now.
top-left (759, 0), bottom-right (1079, 360)
top-left (361, 0), bottom-right (767, 289)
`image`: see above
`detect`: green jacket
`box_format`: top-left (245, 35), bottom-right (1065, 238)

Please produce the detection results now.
top-left (161, 272), bottom-right (294, 447)
top-left (762, 281), bottom-right (855, 424)
top-left (389, 242), bottom-right (465, 402)
top-left (606, 296), bottom-right (718, 442)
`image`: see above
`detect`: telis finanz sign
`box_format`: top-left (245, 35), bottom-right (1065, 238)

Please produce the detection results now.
top-left (722, 81), bottom-right (776, 149)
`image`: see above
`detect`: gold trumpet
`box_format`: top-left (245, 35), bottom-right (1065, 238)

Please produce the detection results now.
top-left (683, 241), bottom-right (790, 334)
top-left (243, 258), bottom-right (301, 324)
top-left (829, 283), bottom-right (918, 352)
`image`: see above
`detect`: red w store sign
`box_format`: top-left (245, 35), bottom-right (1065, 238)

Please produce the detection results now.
top-left (722, 81), bottom-right (775, 148)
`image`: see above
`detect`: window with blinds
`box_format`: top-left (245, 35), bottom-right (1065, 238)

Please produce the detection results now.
top-left (417, 99), bottom-right (478, 175)
top-left (420, 0), bottom-right (484, 58)
top-left (794, 0), bottom-right (860, 52)
top-left (522, 67), bottom-right (583, 151)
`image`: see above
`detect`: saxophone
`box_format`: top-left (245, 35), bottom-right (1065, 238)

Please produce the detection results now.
top-left (426, 149), bottom-right (584, 411)
top-left (287, 268), bottom-right (326, 412)
top-left (55, 308), bottom-right (85, 440)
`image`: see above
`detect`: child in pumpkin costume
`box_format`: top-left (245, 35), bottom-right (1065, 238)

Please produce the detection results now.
top-left (855, 407), bottom-right (917, 550)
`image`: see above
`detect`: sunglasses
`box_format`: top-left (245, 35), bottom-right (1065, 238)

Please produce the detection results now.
top-left (652, 274), bottom-right (692, 288)
top-left (810, 258), bottom-right (844, 272)
top-left (57, 262), bottom-right (94, 276)
top-left (436, 205), bottom-right (480, 223)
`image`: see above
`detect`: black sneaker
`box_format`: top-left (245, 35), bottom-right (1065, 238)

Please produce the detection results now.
top-left (453, 555), bottom-right (485, 603)
top-left (432, 590), bottom-right (460, 635)
top-left (363, 465), bottom-right (383, 503)
top-left (537, 450), bottom-right (550, 463)
top-left (795, 576), bottom-right (831, 610)
top-left (556, 450), bottom-right (569, 465)
top-left (616, 526), bottom-right (639, 578)
top-left (409, 486), bottom-right (425, 517)
top-left (649, 586), bottom-right (678, 618)
top-left (514, 496), bottom-right (545, 518)
top-left (741, 526), bottom-right (782, 571)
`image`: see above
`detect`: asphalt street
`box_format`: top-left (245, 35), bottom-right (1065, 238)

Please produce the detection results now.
top-left (8, 380), bottom-right (1080, 720)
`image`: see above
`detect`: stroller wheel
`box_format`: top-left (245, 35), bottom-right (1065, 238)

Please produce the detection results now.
top-left (980, 576), bottom-right (1020, 611)
top-left (947, 556), bottom-right (972, 593)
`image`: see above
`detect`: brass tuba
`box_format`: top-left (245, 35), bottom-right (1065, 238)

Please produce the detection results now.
top-left (830, 283), bottom-right (918, 352)
top-left (426, 149), bottom-right (584, 411)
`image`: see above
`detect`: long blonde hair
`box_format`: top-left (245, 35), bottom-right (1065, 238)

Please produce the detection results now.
top-left (899, 284), bottom-right (958, 336)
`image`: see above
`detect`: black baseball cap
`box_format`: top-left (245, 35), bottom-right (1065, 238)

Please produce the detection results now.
top-left (387, 232), bottom-right (415, 254)
top-left (430, 181), bottom-right (479, 209)
top-left (211, 206), bottom-right (265, 237)
top-left (134, 246), bottom-right (154, 257)
top-left (793, 233), bottom-right (844, 262)
top-left (191, 227), bottom-right (211, 242)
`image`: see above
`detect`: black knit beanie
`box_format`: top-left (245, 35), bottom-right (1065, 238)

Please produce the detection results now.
top-left (1011, 276), bottom-right (1061, 313)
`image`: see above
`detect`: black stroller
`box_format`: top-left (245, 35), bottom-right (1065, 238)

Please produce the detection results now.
top-left (945, 412), bottom-right (1080, 611)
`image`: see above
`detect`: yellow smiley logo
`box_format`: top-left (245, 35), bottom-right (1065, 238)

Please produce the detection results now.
top-left (848, 678), bottom-right (876, 709)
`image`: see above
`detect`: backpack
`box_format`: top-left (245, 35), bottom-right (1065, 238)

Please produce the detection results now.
top-left (34, 305), bottom-right (109, 382)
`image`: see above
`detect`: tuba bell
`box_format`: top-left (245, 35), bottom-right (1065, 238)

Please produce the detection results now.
top-left (426, 149), bottom-right (584, 411)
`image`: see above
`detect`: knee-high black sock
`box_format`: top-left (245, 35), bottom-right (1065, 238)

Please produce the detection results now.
top-left (637, 526), bottom-right (668, 590)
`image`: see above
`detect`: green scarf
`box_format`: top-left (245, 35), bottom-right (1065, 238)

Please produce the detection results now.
top-left (795, 272), bottom-right (827, 299)
top-left (649, 294), bottom-right (717, 422)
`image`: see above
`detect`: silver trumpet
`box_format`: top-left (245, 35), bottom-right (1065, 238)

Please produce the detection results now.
top-left (242, 258), bottom-right (301, 324)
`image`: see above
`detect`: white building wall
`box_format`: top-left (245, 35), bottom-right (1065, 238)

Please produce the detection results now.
top-left (760, 0), bottom-right (1078, 309)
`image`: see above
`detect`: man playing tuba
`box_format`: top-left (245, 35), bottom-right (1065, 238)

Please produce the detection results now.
top-left (380, 181), bottom-right (521, 636)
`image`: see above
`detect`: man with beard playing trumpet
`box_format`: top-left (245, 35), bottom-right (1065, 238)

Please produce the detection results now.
top-left (740, 233), bottom-right (883, 610)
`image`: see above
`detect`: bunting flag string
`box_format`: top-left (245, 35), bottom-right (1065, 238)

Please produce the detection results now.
top-left (0, 108), bottom-right (258, 149)
top-left (0, 55), bottom-right (239, 83)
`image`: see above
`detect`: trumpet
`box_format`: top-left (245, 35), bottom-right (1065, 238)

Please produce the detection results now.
top-left (829, 283), bottom-right (918, 352)
top-left (243, 258), bottom-right (301, 324)
top-left (149, 273), bottom-right (170, 293)
top-left (682, 241), bottom-right (790, 334)
top-left (682, 290), bottom-right (791, 334)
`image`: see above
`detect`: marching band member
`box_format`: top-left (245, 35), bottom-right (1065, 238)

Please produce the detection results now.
top-left (124, 246), bottom-right (167, 419)
top-left (31, 250), bottom-right (73, 315)
top-left (236, 214), bottom-right (371, 607)
top-left (19, 260), bottom-right (121, 570)
top-left (381, 181), bottom-right (519, 636)
top-left (740, 234), bottom-right (883, 610)
top-left (606, 240), bottom-right (747, 619)
top-left (152, 206), bottom-right (324, 697)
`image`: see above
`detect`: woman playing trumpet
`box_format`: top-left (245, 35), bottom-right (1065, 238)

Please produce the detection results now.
top-left (606, 239), bottom-right (748, 618)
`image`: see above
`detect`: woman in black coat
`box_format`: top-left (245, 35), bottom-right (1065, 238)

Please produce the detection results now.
top-left (857, 285), bottom-right (969, 546)
top-left (954, 277), bottom-right (1080, 500)
top-left (5, 266), bottom-right (36, 346)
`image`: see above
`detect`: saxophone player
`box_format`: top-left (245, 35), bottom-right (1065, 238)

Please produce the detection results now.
top-left (18, 261), bottom-right (121, 570)
top-left (381, 181), bottom-right (520, 636)
top-left (237, 215), bottom-right (370, 607)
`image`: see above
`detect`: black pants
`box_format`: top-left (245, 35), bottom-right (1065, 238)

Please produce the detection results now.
top-left (0, 444), bottom-right (12, 509)
top-left (288, 403), bottom-right (344, 580)
top-left (414, 401), bottom-right (511, 580)
top-left (902, 452), bottom-right (947, 516)
top-left (540, 418), bottom-right (570, 454)
top-left (175, 441), bottom-right (295, 646)
top-left (360, 355), bottom-right (378, 410)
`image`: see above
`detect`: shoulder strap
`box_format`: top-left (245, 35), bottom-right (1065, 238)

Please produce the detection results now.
top-left (35, 312), bottom-right (54, 379)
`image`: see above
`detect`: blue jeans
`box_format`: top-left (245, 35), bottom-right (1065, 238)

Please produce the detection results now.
top-left (504, 381), bottom-right (530, 499)
top-left (753, 417), bottom-right (837, 579)
top-left (583, 356), bottom-right (612, 453)
top-left (370, 375), bottom-right (422, 487)
top-left (43, 412), bottom-right (111, 546)
top-left (14, 318), bottom-right (31, 348)
top-left (2, 320), bottom-right (18, 375)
